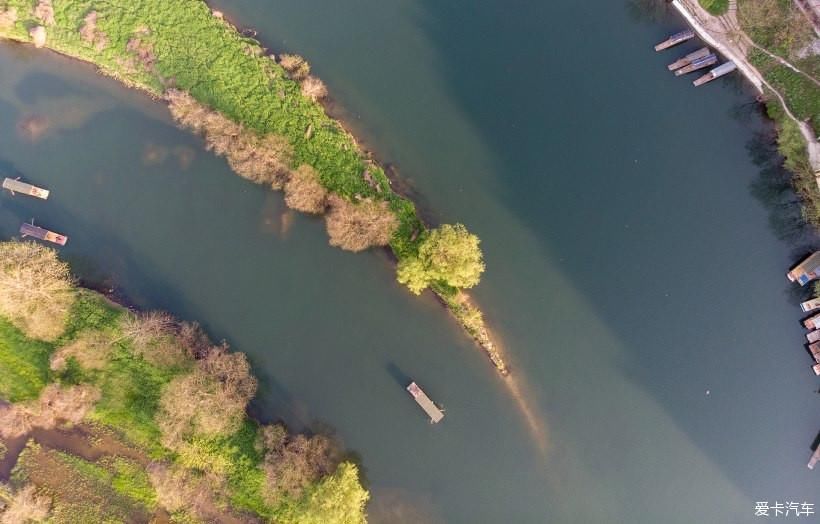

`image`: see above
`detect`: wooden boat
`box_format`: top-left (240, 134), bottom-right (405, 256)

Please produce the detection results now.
top-left (654, 29), bottom-right (695, 52)
top-left (2, 177), bottom-right (49, 199)
top-left (674, 54), bottom-right (717, 76)
top-left (801, 298), bottom-right (820, 313)
top-left (667, 47), bottom-right (710, 71)
top-left (812, 363), bottom-right (820, 376)
top-left (788, 252), bottom-right (820, 286)
top-left (693, 61), bottom-right (737, 86)
top-left (406, 381), bottom-right (444, 423)
top-left (809, 446), bottom-right (820, 469)
top-left (808, 330), bottom-right (820, 343)
top-left (804, 313), bottom-right (820, 330)
top-left (19, 222), bottom-right (68, 246)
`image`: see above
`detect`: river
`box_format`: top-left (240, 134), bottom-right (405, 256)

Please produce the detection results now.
top-left (1, 1), bottom-right (818, 522)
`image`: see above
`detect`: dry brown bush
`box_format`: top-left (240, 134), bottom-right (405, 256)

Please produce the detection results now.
top-left (0, 385), bottom-right (101, 439)
top-left (284, 164), bottom-right (327, 214)
top-left (126, 36), bottom-right (156, 71)
top-left (50, 330), bottom-right (114, 372)
top-left (0, 8), bottom-right (17, 29)
top-left (33, 0), bottom-right (54, 26)
top-left (260, 424), bottom-right (338, 504)
top-left (120, 311), bottom-right (191, 368)
top-left (301, 76), bottom-right (328, 101)
top-left (79, 11), bottom-right (108, 51)
top-left (279, 54), bottom-right (310, 80)
top-left (0, 241), bottom-right (74, 341)
top-left (146, 463), bottom-right (230, 521)
top-left (0, 484), bottom-right (51, 524)
top-left (324, 195), bottom-right (398, 252)
top-left (157, 348), bottom-right (256, 446)
top-left (166, 89), bottom-right (294, 189)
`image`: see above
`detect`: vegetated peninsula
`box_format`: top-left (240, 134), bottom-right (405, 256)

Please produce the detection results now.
top-left (0, 241), bottom-right (368, 523)
top-left (0, 0), bottom-right (508, 374)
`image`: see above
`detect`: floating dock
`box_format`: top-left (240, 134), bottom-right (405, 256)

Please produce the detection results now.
top-left (788, 252), bottom-right (820, 286)
top-left (810, 447), bottom-right (820, 469)
top-left (674, 53), bottom-right (717, 76)
top-left (802, 298), bottom-right (820, 313)
top-left (2, 177), bottom-right (49, 199)
top-left (654, 29), bottom-right (695, 52)
top-left (406, 381), bottom-right (444, 424)
top-left (667, 47), bottom-right (710, 71)
top-left (19, 223), bottom-right (68, 246)
top-left (693, 61), bottom-right (737, 86)
top-left (808, 330), bottom-right (820, 343)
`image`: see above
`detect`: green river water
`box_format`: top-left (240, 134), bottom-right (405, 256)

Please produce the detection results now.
top-left (1, 1), bottom-right (819, 522)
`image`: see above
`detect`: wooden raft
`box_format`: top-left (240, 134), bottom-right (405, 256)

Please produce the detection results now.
top-left (2, 177), bottom-right (49, 199)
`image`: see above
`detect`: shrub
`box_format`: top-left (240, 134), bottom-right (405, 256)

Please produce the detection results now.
top-left (0, 241), bottom-right (74, 341)
top-left (284, 165), bottom-right (327, 213)
top-left (166, 89), bottom-right (294, 188)
top-left (146, 462), bottom-right (232, 521)
top-left (121, 311), bottom-right (190, 368)
top-left (0, 7), bottom-right (17, 30)
top-left (260, 424), bottom-right (338, 504)
top-left (0, 485), bottom-right (51, 524)
top-left (325, 195), bottom-right (398, 252)
top-left (157, 347), bottom-right (256, 446)
top-left (0, 384), bottom-right (101, 438)
top-left (397, 224), bottom-right (484, 293)
top-left (276, 462), bottom-right (368, 524)
top-left (79, 11), bottom-right (108, 51)
top-left (279, 54), bottom-right (310, 80)
top-left (33, 0), bottom-right (54, 26)
top-left (301, 76), bottom-right (328, 101)
top-left (50, 330), bottom-right (114, 372)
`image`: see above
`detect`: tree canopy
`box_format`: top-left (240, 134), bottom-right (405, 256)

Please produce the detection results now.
top-left (397, 223), bottom-right (485, 294)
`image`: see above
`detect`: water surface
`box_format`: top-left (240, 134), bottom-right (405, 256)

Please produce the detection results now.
top-left (1, 1), bottom-right (819, 522)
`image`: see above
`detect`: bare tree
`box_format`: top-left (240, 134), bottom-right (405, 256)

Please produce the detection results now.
top-left (0, 485), bottom-right (51, 524)
top-left (284, 165), bottom-right (327, 214)
top-left (324, 195), bottom-right (398, 252)
top-left (0, 241), bottom-right (74, 341)
top-left (301, 76), bottom-right (328, 101)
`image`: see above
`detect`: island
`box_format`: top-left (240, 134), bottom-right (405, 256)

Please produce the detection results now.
top-left (0, 0), bottom-right (508, 374)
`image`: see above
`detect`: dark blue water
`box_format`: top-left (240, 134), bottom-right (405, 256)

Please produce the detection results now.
top-left (1, 1), bottom-right (819, 522)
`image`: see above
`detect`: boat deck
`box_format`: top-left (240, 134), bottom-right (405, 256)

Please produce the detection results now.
top-left (2, 177), bottom-right (49, 199)
top-left (407, 382), bottom-right (444, 423)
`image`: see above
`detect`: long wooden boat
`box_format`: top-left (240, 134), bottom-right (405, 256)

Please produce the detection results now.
top-left (802, 298), bottom-right (820, 313)
top-left (19, 222), bottom-right (68, 246)
top-left (788, 252), bottom-right (820, 286)
top-left (654, 29), bottom-right (695, 52)
top-left (667, 47), bottom-right (710, 71)
top-left (406, 381), bottom-right (444, 424)
top-left (808, 330), bottom-right (820, 343)
top-left (693, 61), bottom-right (737, 86)
top-left (2, 177), bottom-right (49, 199)
top-left (674, 54), bottom-right (717, 76)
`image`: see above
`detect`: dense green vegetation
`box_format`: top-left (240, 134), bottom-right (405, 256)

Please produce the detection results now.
top-left (736, 0), bottom-right (820, 227)
top-left (698, 0), bottom-right (728, 16)
top-left (0, 241), bottom-right (368, 523)
top-left (0, 0), bottom-right (505, 371)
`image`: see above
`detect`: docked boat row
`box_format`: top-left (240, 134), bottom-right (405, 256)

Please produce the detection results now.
top-left (2, 176), bottom-right (67, 246)
top-left (785, 252), bottom-right (820, 467)
top-left (655, 31), bottom-right (736, 86)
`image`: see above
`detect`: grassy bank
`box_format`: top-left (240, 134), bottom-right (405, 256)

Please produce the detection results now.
top-left (736, 0), bottom-right (820, 228)
top-left (0, 0), bottom-right (507, 373)
top-left (698, 0), bottom-right (728, 16)
top-left (0, 241), bottom-right (368, 523)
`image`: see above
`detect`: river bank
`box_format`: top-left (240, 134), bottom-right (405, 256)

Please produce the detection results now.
top-left (0, 0), bottom-right (508, 374)
top-left (672, 0), bottom-right (820, 226)
top-left (0, 240), bottom-right (367, 522)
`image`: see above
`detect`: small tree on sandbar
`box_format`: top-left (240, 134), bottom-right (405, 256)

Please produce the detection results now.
top-left (397, 223), bottom-right (485, 294)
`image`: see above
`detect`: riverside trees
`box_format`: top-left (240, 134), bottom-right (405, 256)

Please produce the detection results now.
top-left (397, 224), bottom-right (485, 294)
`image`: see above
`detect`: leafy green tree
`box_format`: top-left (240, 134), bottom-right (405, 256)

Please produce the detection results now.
top-left (276, 462), bottom-right (368, 524)
top-left (397, 224), bottom-right (485, 294)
